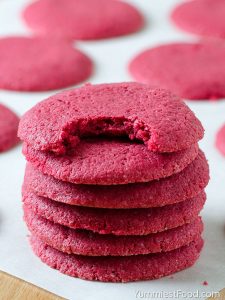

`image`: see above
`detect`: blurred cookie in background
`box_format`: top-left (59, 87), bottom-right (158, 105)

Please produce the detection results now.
top-left (172, 0), bottom-right (225, 39)
top-left (0, 36), bottom-right (93, 92)
top-left (22, 0), bottom-right (144, 40)
top-left (216, 123), bottom-right (225, 156)
top-left (129, 41), bottom-right (225, 100)
top-left (0, 103), bottom-right (19, 152)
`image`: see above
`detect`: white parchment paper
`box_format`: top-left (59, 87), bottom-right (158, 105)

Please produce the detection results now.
top-left (0, 0), bottom-right (225, 299)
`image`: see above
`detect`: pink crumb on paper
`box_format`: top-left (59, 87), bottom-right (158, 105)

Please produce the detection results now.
top-left (203, 281), bottom-right (208, 286)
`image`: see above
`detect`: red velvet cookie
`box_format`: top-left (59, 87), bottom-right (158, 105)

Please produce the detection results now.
top-left (18, 82), bottom-right (204, 153)
top-left (23, 0), bottom-right (144, 40)
top-left (0, 103), bottom-right (19, 152)
top-left (22, 141), bottom-right (199, 185)
top-left (172, 0), bottom-right (225, 39)
top-left (129, 42), bottom-right (225, 100)
top-left (22, 190), bottom-right (206, 235)
top-left (24, 208), bottom-right (203, 256)
top-left (0, 37), bottom-right (92, 91)
top-left (215, 124), bottom-right (225, 156)
top-left (30, 236), bottom-right (203, 282)
top-left (24, 150), bottom-right (209, 208)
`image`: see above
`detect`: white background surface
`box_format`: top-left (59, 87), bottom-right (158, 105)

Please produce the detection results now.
top-left (0, 0), bottom-right (225, 299)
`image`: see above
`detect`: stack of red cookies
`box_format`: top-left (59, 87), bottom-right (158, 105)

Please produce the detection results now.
top-left (18, 82), bottom-right (209, 282)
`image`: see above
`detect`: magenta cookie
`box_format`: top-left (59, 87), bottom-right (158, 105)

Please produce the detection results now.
top-left (23, 0), bottom-right (144, 40)
top-left (24, 208), bottom-right (203, 256)
top-left (215, 124), bottom-right (225, 156)
top-left (23, 140), bottom-right (198, 185)
top-left (171, 0), bottom-right (225, 39)
top-left (18, 82), bottom-right (204, 153)
top-left (0, 37), bottom-right (92, 91)
top-left (0, 103), bottom-right (19, 152)
top-left (24, 150), bottom-right (209, 208)
top-left (22, 190), bottom-right (206, 235)
top-left (30, 236), bottom-right (203, 282)
top-left (129, 42), bottom-right (225, 100)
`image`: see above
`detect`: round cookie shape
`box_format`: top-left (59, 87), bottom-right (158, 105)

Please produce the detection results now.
top-left (171, 0), bottom-right (225, 39)
top-left (129, 42), bottom-right (225, 100)
top-left (22, 190), bottom-right (206, 235)
top-left (215, 124), bottom-right (225, 156)
top-left (30, 236), bottom-right (203, 282)
top-left (0, 37), bottom-right (92, 91)
top-left (22, 140), bottom-right (199, 185)
top-left (18, 82), bottom-right (204, 153)
top-left (24, 150), bottom-right (209, 208)
top-left (23, 0), bottom-right (144, 40)
top-left (0, 104), bottom-right (19, 152)
top-left (24, 208), bottom-right (203, 256)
